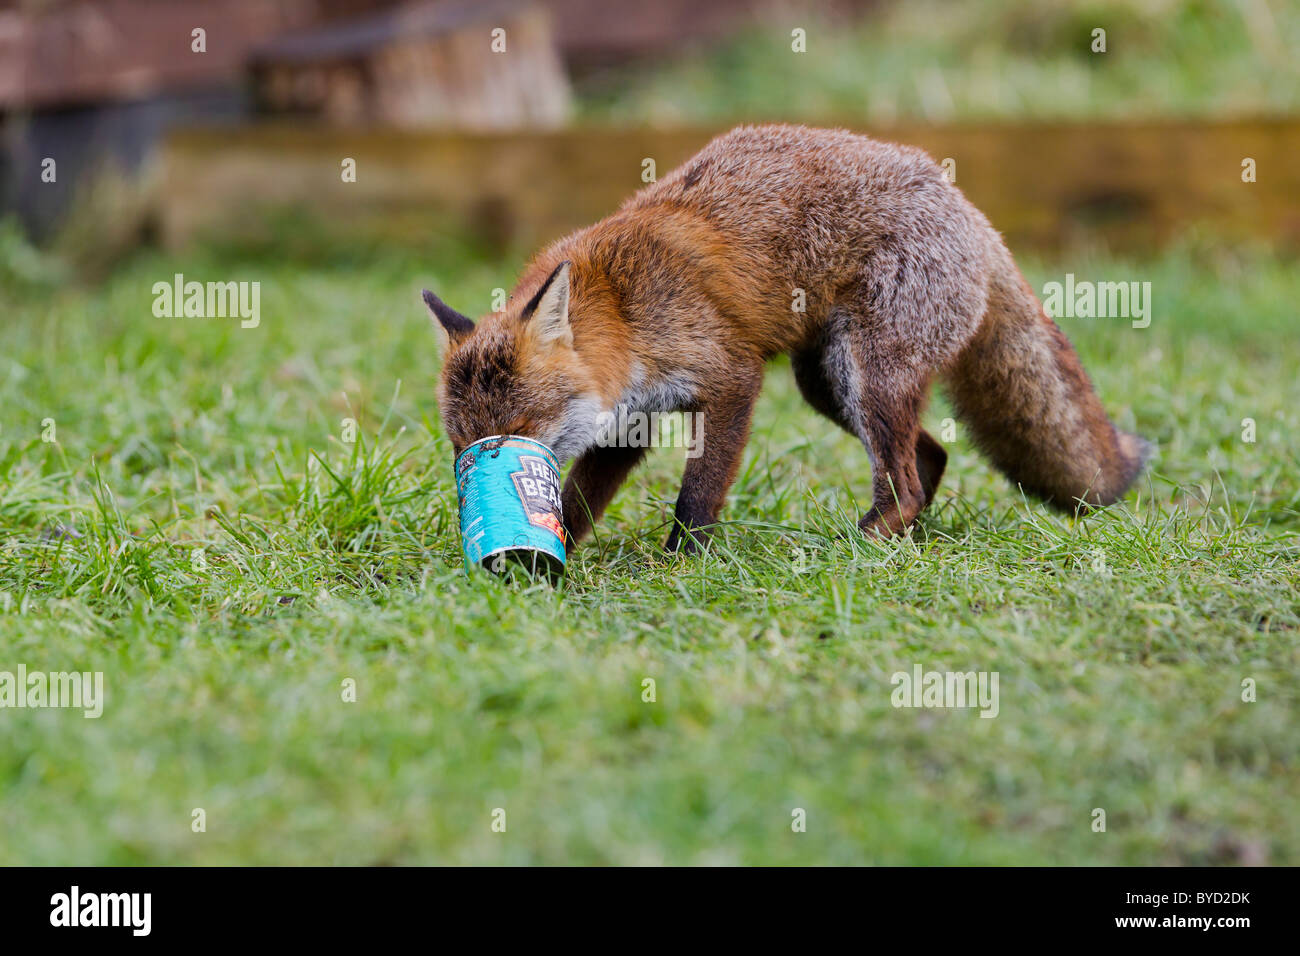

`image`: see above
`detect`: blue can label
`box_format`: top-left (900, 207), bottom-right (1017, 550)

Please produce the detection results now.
top-left (455, 436), bottom-right (566, 575)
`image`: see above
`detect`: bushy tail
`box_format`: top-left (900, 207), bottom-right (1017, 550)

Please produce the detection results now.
top-left (945, 243), bottom-right (1149, 511)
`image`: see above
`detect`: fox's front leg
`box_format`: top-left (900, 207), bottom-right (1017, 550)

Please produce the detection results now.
top-left (561, 444), bottom-right (648, 551)
top-left (665, 363), bottom-right (763, 554)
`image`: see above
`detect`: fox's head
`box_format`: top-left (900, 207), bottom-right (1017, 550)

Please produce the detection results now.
top-left (424, 260), bottom-right (604, 464)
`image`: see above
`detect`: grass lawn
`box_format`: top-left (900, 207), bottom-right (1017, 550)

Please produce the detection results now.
top-left (1, 234), bottom-right (1297, 865)
top-left (577, 0), bottom-right (1300, 124)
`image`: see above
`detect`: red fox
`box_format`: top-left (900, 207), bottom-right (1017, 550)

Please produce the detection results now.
top-left (424, 124), bottom-right (1149, 553)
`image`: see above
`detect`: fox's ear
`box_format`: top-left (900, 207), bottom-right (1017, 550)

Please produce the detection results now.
top-left (520, 260), bottom-right (572, 349)
top-left (422, 289), bottom-right (474, 351)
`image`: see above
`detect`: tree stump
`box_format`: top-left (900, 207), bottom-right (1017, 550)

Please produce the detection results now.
top-left (251, 0), bottom-right (570, 129)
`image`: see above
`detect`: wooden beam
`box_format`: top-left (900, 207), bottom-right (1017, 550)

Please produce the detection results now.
top-left (157, 120), bottom-right (1300, 253)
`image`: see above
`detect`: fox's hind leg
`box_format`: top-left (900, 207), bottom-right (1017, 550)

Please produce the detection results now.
top-left (794, 337), bottom-right (946, 533)
top-left (850, 387), bottom-right (928, 538)
top-left (799, 305), bottom-right (955, 536)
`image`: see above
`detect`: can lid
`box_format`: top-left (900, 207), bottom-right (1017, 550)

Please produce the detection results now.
top-left (454, 434), bottom-right (558, 472)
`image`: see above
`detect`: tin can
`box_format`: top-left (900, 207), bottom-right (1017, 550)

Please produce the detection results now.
top-left (454, 435), bottom-right (566, 578)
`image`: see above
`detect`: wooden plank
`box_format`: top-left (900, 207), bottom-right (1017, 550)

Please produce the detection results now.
top-left (158, 120), bottom-right (1300, 253)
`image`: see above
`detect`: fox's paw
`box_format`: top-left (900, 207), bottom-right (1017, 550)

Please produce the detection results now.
top-left (664, 523), bottom-right (712, 555)
top-left (857, 507), bottom-right (916, 539)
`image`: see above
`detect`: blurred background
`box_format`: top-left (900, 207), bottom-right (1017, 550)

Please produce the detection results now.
top-left (2, 0), bottom-right (1297, 276)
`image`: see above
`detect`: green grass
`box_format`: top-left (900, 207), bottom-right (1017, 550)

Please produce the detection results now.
top-left (1, 234), bottom-right (1297, 865)
top-left (577, 0), bottom-right (1300, 124)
